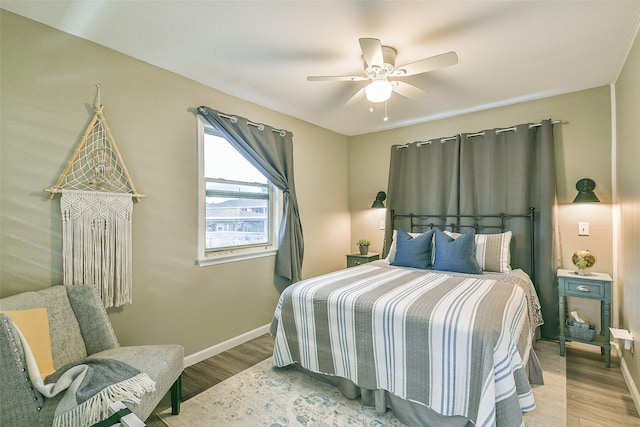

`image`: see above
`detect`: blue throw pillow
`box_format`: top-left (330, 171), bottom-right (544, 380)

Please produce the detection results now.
top-left (433, 229), bottom-right (482, 274)
top-left (391, 228), bottom-right (434, 269)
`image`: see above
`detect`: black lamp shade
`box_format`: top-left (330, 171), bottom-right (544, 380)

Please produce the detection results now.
top-left (573, 191), bottom-right (600, 203)
top-left (372, 191), bottom-right (387, 208)
top-left (573, 178), bottom-right (600, 203)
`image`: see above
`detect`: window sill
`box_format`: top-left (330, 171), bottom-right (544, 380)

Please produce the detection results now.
top-left (196, 248), bottom-right (277, 267)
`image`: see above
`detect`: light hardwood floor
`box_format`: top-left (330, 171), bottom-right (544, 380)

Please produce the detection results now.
top-left (565, 341), bottom-right (640, 426)
top-left (148, 335), bottom-right (640, 426)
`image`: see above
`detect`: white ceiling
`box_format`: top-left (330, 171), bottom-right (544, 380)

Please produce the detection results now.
top-left (3, 1), bottom-right (640, 136)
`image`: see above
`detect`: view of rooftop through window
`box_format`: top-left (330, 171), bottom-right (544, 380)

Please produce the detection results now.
top-left (204, 131), bottom-right (271, 251)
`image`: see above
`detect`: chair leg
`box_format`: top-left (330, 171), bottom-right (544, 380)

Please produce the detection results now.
top-left (170, 374), bottom-right (182, 415)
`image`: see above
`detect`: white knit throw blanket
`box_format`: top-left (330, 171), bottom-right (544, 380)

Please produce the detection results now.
top-left (61, 190), bottom-right (133, 308)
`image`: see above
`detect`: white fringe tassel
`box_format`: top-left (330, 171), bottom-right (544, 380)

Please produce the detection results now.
top-left (53, 373), bottom-right (156, 427)
top-left (61, 190), bottom-right (133, 308)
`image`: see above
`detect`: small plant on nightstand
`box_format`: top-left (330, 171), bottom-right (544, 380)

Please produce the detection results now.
top-left (357, 239), bottom-right (371, 255)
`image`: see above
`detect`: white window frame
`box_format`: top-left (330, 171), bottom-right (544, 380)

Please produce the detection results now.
top-left (196, 116), bottom-right (281, 267)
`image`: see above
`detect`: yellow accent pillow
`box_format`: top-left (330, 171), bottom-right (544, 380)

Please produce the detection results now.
top-left (1, 308), bottom-right (56, 377)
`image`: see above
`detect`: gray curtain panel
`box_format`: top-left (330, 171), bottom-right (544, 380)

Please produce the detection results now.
top-left (197, 107), bottom-right (304, 286)
top-left (384, 136), bottom-right (460, 256)
top-left (460, 119), bottom-right (559, 339)
top-left (385, 119), bottom-right (558, 339)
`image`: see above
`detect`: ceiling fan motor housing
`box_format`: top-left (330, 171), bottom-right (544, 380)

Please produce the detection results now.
top-left (363, 46), bottom-right (397, 76)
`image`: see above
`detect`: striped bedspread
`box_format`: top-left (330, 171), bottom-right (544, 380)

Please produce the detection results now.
top-left (271, 263), bottom-right (542, 427)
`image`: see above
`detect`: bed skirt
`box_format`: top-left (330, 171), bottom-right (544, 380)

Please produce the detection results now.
top-left (285, 348), bottom-right (544, 427)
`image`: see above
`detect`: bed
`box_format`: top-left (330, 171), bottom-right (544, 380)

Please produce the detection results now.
top-left (270, 210), bottom-right (544, 427)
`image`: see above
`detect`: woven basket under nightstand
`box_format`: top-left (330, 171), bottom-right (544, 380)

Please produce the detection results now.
top-left (566, 321), bottom-right (597, 341)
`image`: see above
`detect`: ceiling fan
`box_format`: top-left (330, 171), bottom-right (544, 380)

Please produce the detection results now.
top-left (307, 38), bottom-right (458, 105)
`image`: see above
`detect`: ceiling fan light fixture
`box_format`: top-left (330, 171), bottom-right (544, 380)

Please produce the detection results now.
top-left (306, 38), bottom-right (458, 108)
top-left (365, 78), bottom-right (392, 103)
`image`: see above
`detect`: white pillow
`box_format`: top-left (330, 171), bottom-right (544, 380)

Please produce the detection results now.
top-left (444, 230), bottom-right (512, 273)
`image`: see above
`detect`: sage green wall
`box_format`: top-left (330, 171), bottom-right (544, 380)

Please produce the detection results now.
top-left (0, 10), bottom-right (351, 355)
top-left (615, 26), bottom-right (640, 406)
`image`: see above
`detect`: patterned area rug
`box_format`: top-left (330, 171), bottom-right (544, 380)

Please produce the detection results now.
top-left (160, 340), bottom-right (565, 426)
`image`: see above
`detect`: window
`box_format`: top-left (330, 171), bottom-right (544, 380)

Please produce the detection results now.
top-left (197, 117), bottom-right (280, 266)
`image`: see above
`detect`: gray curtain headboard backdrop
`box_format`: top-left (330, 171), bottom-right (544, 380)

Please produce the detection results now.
top-left (385, 119), bottom-right (559, 339)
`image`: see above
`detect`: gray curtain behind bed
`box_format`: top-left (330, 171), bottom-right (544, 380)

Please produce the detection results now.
top-left (384, 135), bottom-right (460, 247)
top-left (197, 106), bottom-right (304, 287)
top-left (385, 119), bottom-right (559, 339)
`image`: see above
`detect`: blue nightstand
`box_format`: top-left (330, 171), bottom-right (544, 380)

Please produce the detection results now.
top-left (346, 253), bottom-right (379, 268)
top-left (557, 268), bottom-right (612, 367)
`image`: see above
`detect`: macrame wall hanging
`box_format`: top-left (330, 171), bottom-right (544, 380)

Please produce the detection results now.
top-left (46, 86), bottom-right (144, 308)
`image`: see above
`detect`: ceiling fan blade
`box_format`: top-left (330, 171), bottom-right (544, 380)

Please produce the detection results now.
top-left (345, 87), bottom-right (366, 106)
top-left (307, 75), bottom-right (368, 82)
top-left (359, 38), bottom-right (383, 69)
top-left (391, 81), bottom-right (426, 99)
top-left (392, 51), bottom-right (458, 76)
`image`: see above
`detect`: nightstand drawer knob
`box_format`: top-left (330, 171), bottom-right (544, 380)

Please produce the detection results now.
top-left (577, 285), bottom-right (591, 292)
top-left (354, 261), bottom-right (361, 265)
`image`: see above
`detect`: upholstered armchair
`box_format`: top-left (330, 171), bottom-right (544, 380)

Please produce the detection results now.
top-left (0, 284), bottom-right (183, 426)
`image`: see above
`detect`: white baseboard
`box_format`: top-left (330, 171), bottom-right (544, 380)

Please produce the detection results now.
top-left (613, 341), bottom-right (640, 415)
top-left (183, 323), bottom-right (271, 367)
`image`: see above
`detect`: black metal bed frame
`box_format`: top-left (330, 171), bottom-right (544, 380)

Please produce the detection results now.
top-left (389, 207), bottom-right (536, 283)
